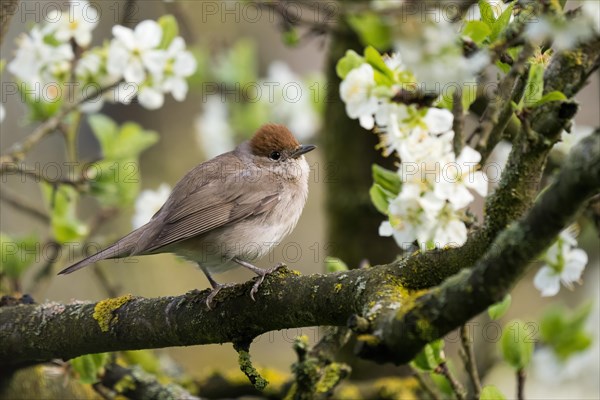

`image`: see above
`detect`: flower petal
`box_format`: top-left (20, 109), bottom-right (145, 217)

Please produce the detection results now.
top-left (424, 107), bottom-right (453, 134)
top-left (135, 20), bottom-right (162, 49)
top-left (112, 25), bottom-right (136, 50)
top-left (138, 87), bottom-right (164, 110)
top-left (534, 266), bottom-right (561, 296)
top-left (465, 171), bottom-right (488, 197)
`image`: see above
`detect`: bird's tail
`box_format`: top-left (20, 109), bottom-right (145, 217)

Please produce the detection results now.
top-left (57, 230), bottom-right (142, 275)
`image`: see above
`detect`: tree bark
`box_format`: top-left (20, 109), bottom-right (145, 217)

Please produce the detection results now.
top-left (323, 20), bottom-right (398, 268)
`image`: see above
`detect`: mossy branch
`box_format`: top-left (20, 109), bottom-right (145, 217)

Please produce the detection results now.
top-left (1, 129), bottom-right (598, 368)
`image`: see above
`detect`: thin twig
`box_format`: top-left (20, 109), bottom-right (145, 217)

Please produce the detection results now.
top-left (257, 1), bottom-right (340, 35)
top-left (435, 362), bottom-right (467, 400)
top-left (0, 162), bottom-right (87, 188)
top-left (517, 368), bottom-right (526, 400)
top-left (29, 208), bottom-right (119, 292)
top-left (413, 369), bottom-right (443, 400)
top-left (471, 42), bottom-right (534, 160)
top-left (459, 325), bottom-right (481, 398)
top-left (0, 83), bottom-right (119, 164)
top-left (121, 0), bottom-right (138, 28)
top-left (92, 264), bottom-right (120, 298)
top-left (452, 89), bottom-right (465, 155)
top-left (0, 186), bottom-right (50, 223)
top-left (31, 240), bottom-right (62, 287)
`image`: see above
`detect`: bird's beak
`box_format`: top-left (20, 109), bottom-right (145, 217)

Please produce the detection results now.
top-left (292, 144), bottom-right (316, 158)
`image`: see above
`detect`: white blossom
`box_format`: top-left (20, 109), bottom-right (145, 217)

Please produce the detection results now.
top-left (339, 63), bottom-right (379, 129)
top-left (137, 85), bottom-right (166, 110)
top-left (525, 5), bottom-right (599, 52)
top-left (435, 146), bottom-right (488, 209)
top-left (159, 37), bottom-right (197, 101)
top-left (8, 26), bottom-right (74, 97)
top-left (395, 19), bottom-right (489, 90)
top-left (421, 195), bottom-right (468, 247)
top-left (45, 0), bottom-right (99, 47)
top-left (195, 95), bottom-right (235, 159)
top-left (132, 184), bottom-right (172, 229)
top-left (379, 184), bottom-right (433, 249)
top-left (107, 20), bottom-right (165, 84)
top-left (261, 61), bottom-right (320, 141)
top-left (534, 228), bottom-right (588, 297)
top-left (106, 21), bottom-right (197, 109)
top-left (371, 0), bottom-right (404, 11)
top-left (533, 346), bottom-right (598, 385)
top-left (382, 187), bottom-right (468, 249)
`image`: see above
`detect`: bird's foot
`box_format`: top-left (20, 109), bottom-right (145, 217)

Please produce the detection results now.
top-left (249, 262), bottom-right (286, 301)
top-left (205, 282), bottom-right (237, 309)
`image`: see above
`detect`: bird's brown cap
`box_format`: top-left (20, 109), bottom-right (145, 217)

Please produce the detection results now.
top-left (249, 123), bottom-right (300, 157)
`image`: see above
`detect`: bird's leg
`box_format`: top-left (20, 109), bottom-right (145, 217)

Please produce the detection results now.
top-left (233, 257), bottom-right (286, 300)
top-left (199, 264), bottom-right (236, 309)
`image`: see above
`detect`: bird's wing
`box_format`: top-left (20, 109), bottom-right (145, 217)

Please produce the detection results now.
top-left (140, 157), bottom-right (281, 253)
top-left (143, 190), bottom-right (280, 252)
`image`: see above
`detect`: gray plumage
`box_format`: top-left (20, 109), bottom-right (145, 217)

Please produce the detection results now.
top-left (59, 124), bottom-right (312, 280)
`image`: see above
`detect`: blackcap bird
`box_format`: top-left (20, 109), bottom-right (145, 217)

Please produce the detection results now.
top-left (59, 123), bottom-right (316, 307)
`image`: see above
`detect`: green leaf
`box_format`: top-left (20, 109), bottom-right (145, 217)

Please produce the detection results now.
top-left (89, 115), bottom-right (159, 160)
top-left (463, 20), bottom-right (492, 44)
top-left (500, 319), bottom-right (534, 370)
top-left (370, 184), bottom-right (391, 215)
top-left (70, 353), bottom-right (110, 384)
top-left (230, 100), bottom-right (270, 136)
top-left (88, 159), bottom-right (141, 207)
top-left (158, 15), bottom-right (179, 49)
top-left (0, 233), bottom-right (39, 279)
top-left (372, 164), bottom-right (401, 195)
top-left (490, 2), bottom-right (514, 41)
top-left (430, 373), bottom-right (453, 396)
top-left (214, 39), bottom-right (258, 86)
top-left (480, 385), bottom-right (507, 400)
top-left (411, 340), bottom-right (445, 371)
top-left (540, 303), bottom-right (593, 360)
top-left (479, 0), bottom-right (496, 26)
top-left (122, 350), bottom-right (161, 374)
top-left (336, 50), bottom-right (364, 79)
top-left (462, 83), bottom-right (478, 112)
top-left (533, 91), bottom-right (567, 107)
top-left (282, 28), bottom-right (300, 47)
top-left (364, 46), bottom-right (394, 82)
top-left (18, 80), bottom-right (65, 121)
top-left (495, 61), bottom-right (511, 74)
top-left (488, 294), bottom-right (512, 320)
top-left (40, 183), bottom-right (88, 244)
top-left (522, 63), bottom-right (544, 107)
top-left (325, 257), bottom-right (348, 273)
top-left (347, 12), bottom-right (392, 51)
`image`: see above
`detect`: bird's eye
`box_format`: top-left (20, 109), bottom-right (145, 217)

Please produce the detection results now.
top-left (269, 151), bottom-right (281, 161)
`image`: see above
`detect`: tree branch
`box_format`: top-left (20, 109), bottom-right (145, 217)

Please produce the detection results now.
top-left (1, 129), bottom-right (598, 368)
top-left (0, 83), bottom-right (119, 164)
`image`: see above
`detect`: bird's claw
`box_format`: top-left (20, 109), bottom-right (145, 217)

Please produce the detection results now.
top-left (205, 283), bottom-right (236, 309)
top-left (249, 262), bottom-right (287, 301)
